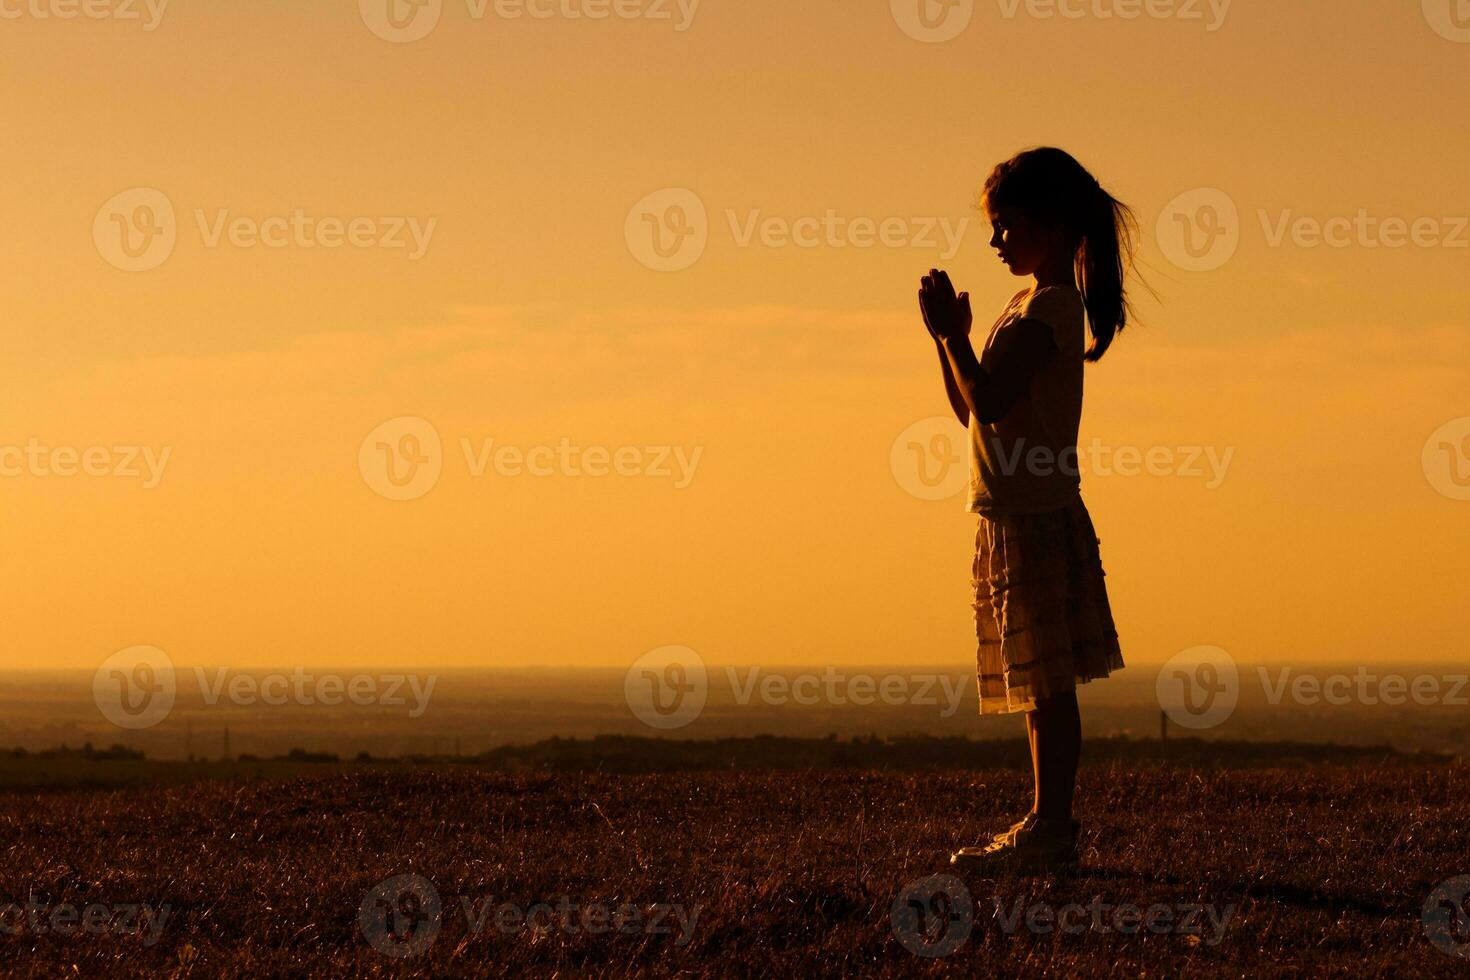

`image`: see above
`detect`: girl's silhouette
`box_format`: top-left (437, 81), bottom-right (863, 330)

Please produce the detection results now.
top-left (919, 147), bottom-right (1135, 872)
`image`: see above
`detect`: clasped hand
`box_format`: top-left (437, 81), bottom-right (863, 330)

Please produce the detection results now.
top-left (919, 268), bottom-right (973, 341)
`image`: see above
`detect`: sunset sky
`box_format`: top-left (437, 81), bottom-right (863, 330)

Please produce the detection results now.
top-left (2, 0), bottom-right (1467, 672)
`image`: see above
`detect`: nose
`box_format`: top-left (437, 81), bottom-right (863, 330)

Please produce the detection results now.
top-left (988, 227), bottom-right (1003, 250)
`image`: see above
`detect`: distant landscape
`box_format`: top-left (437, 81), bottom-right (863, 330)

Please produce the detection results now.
top-left (2, 662), bottom-right (1466, 761)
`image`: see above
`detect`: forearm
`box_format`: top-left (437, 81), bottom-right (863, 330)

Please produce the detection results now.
top-left (935, 339), bottom-right (970, 427)
top-left (940, 335), bottom-right (995, 424)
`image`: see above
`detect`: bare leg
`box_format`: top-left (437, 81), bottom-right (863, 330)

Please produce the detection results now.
top-left (1023, 710), bottom-right (1040, 819)
top-left (1029, 691), bottom-right (1081, 821)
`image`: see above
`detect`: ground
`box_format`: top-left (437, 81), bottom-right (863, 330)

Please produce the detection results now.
top-left (0, 762), bottom-right (1467, 977)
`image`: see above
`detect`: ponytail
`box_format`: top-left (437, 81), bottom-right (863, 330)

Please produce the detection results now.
top-left (1077, 183), bottom-right (1137, 362)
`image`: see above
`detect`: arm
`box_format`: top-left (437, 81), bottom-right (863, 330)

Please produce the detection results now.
top-left (939, 325), bottom-right (1053, 425)
top-left (919, 293), bottom-right (970, 427)
top-left (921, 269), bottom-right (1054, 425)
top-left (934, 339), bottom-right (970, 428)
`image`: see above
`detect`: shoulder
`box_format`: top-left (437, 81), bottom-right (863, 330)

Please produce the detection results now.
top-left (1022, 285), bottom-right (1083, 321)
top-left (1018, 285), bottom-right (1085, 358)
top-left (998, 288), bottom-right (1031, 315)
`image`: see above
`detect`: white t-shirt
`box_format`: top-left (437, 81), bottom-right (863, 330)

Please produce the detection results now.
top-left (966, 284), bottom-right (1087, 517)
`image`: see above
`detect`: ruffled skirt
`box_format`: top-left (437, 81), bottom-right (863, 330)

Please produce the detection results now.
top-left (973, 495), bottom-right (1124, 714)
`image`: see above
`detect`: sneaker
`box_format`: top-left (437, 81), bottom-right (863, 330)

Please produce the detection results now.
top-left (991, 815), bottom-right (1033, 846)
top-left (951, 814), bottom-right (1080, 873)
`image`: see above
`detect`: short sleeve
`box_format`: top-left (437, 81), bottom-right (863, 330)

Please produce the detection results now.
top-left (1019, 287), bottom-right (1086, 360)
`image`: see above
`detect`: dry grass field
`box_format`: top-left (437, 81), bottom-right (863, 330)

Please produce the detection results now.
top-left (2, 756), bottom-right (1468, 977)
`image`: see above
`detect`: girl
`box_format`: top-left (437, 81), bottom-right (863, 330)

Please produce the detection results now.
top-left (918, 147), bottom-right (1134, 872)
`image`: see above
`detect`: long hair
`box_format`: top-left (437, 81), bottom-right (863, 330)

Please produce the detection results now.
top-left (981, 147), bottom-right (1138, 362)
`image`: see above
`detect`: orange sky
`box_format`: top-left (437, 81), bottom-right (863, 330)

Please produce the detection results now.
top-left (1, 0), bottom-right (1467, 671)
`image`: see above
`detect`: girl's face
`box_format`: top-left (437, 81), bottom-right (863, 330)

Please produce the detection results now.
top-left (986, 203), bottom-right (1056, 278)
